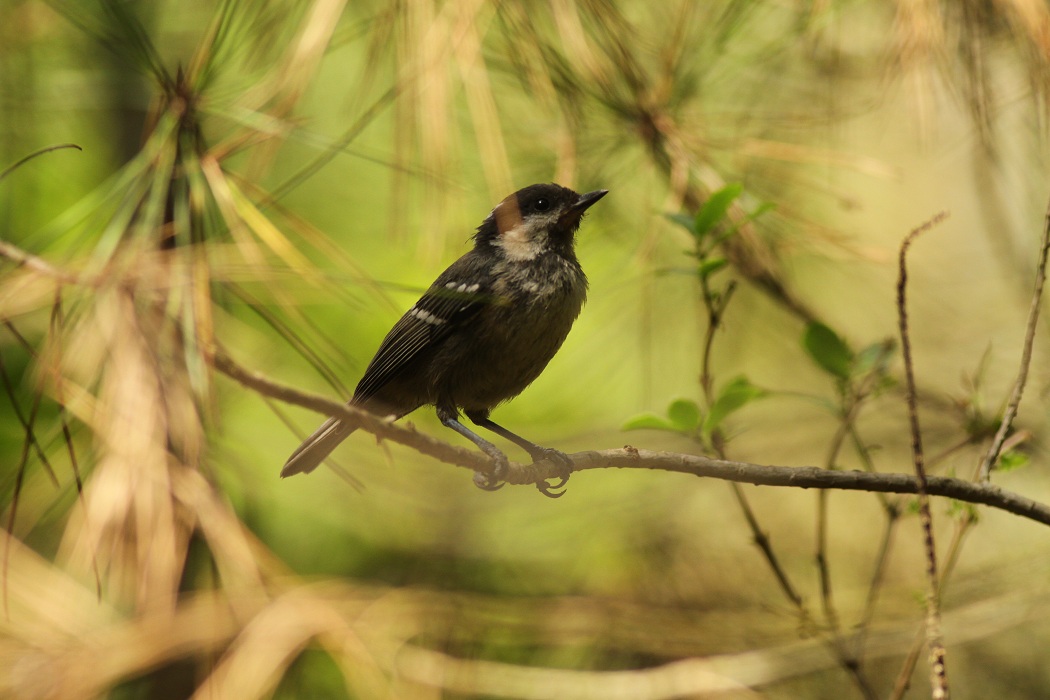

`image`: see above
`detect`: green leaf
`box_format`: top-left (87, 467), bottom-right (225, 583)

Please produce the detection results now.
top-left (694, 183), bottom-right (743, 239)
top-left (997, 449), bottom-right (1029, 472)
top-left (622, 413), bottom-right (675, 432)
top-left (946, 499), bottom-right (979, 522)
top-left (667, 399), bottom-right (702, 432)
top-left (664, 212), bottom-right (696, 233)
top-left (748, 201), bottom-right (777, 219)
top-left (854, 339), bottom-right (895, 376)
top-left (703, 376), bottom-right (767, 435)
top-left (803, 322), bottom-right (854, 380)
top-left (724, 201), bottom-right (776, 239)
top-left (698, 257), bottom-right (728, 280)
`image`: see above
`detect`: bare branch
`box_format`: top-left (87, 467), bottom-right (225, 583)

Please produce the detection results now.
top-left (214, 351), bottom-right (1050, 528)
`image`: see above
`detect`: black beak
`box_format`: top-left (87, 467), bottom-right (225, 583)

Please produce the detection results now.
top-left (569, 189), bottom-right (608, 214)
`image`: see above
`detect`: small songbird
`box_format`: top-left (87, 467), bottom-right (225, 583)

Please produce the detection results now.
top-left (281, 183), bottom-right (607, 495)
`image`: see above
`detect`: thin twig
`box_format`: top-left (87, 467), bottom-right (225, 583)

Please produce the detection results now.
top-left (890, 196), bottom-right (1050, 696)
top-left (816, 405), bottom-right (858, 637)
top-left (897, 211), bottom-right (950, 699)
top-left (815, 396), bottom-right (879, 700)
top-left (0, 337), bottom-right (51, 618)
top-left (693, 235), bottom-right (804, 624)
top-left (49, 292), bottom-right (102, 599)
top-left (0, 143), bottom-right (82, 184)
top-left (1, 322), bottom-right (59, 483)
top-left (728, 482), bottom-right (806, 610)
top-left (888, 511), bottom-right (976, 700)
top-left (855, 511), bottom-right (899, 649)
top-left (848, 425), bottom-right (902, 663)
top-left (977, 195), bottom-right (1050, 481)
top-left (0, 240), bottom-right (82, 284)
top-left (214, 351), bottom-right (1050, 526)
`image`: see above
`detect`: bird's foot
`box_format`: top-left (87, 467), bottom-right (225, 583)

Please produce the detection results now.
top-left (472, 451), bottom-right (508, 492)
top-left (529, 447), bottom-right (574, 498)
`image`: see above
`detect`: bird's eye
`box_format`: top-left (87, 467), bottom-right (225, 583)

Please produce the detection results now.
top-left (533, 198), bottom-right (551, 212)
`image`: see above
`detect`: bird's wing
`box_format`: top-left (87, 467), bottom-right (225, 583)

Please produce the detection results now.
top-left (352, 260), bottom-right (493, 405)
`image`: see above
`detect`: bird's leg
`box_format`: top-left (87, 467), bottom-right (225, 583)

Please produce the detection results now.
top-left (465, 410), bottom-right (573, 498)
top-left (437, 407), bottom-right (508, 491)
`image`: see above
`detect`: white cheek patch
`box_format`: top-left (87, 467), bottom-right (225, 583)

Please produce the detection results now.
top-left (494, 218), bottom-right (551, 261)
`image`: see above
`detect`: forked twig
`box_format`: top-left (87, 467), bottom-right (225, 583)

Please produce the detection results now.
top-left (977, 195), bottom-right (1050, 481)
top-left (896, 211), bottom-right (951, 699)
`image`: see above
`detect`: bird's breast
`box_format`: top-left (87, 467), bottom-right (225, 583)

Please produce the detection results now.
top-left (433, 255), bottom-right (587, 410)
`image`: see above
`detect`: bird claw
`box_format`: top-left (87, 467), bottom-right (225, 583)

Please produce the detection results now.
top-left (536, 476), bottom-right (568, 498)
top-left (472, 449), bottom-right (574, 497)
top-left (530, 448), bottom-right (573, 499)
top-left (472, 470), bottom-right (505, 491)
top-left (473, 453), bottom-right (508, 492)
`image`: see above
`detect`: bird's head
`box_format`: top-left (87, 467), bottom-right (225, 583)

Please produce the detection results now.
top-left (474, 183), bottom-right (607, 260)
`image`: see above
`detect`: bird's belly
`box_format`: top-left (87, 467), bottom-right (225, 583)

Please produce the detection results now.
top-left (432, 294), bottom-right (583, 410)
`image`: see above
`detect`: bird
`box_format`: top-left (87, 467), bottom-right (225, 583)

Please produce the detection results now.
top-left (281, 183), bottom-right (607, 495)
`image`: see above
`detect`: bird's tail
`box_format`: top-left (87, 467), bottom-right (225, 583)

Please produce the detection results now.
top-left (281, 416), bottom-right (355, 477)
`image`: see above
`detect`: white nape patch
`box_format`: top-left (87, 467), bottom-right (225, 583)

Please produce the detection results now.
top-left (409, 306), bottom-right (445, 325)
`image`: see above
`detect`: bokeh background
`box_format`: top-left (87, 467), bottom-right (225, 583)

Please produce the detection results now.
top-left (2, 1), bottom-right (1050, 698)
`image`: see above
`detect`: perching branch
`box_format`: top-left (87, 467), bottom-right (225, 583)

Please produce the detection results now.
top-left (214, 351), bottom-right (1050, 528)
top-left (213, 351), bottom-right (486, 470)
